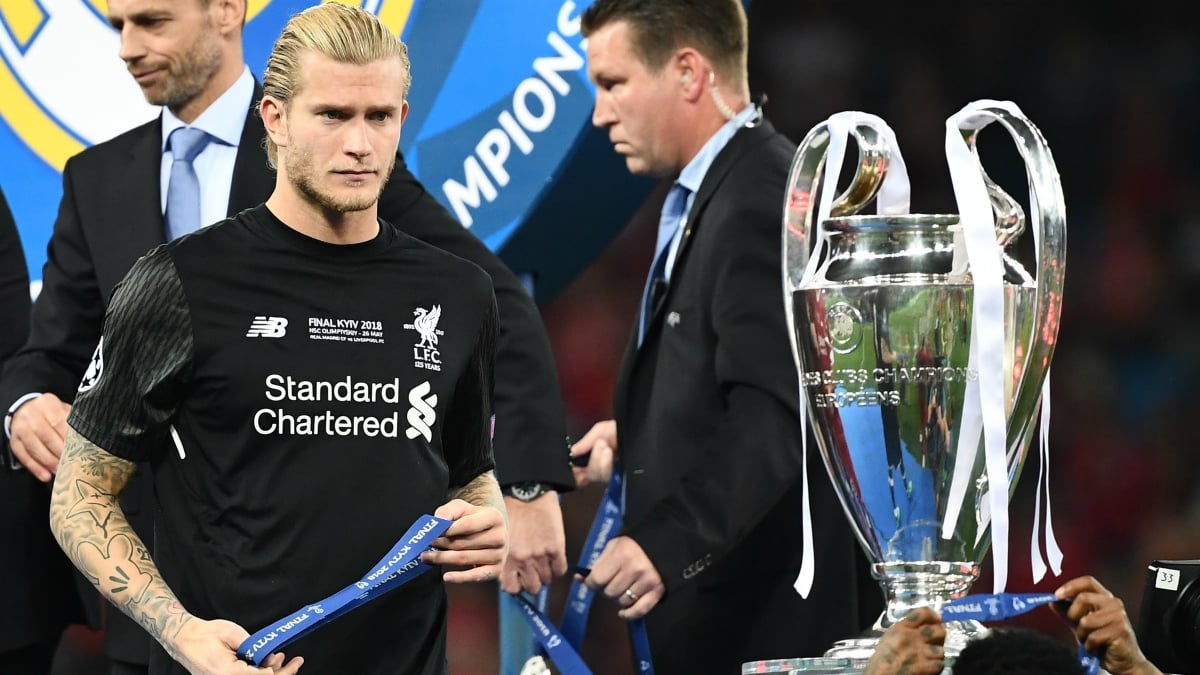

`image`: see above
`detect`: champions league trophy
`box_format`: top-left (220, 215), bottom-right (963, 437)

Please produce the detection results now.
top-left (768, 101), bottom-right (1067, 673)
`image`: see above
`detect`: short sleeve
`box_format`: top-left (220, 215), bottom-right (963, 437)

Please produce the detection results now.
top-left (442, 294), bottom-right (498, 489)
top-left (68, 246), bottom-right (193, 462)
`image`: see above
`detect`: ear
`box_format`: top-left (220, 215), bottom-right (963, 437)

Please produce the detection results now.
top-left (211, 0), bottom-right (246, 36)
top-left (398, 99), bottom-right (410, 127)
top-left (260, 95), bottom-right (288, 153)
top-left (673, 47), bottom-right (705, 102)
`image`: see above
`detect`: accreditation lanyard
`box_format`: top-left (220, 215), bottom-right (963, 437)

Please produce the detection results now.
top-left (941, 592), bottom-right (1100, 674)
top-left (237, 515), bottom-right (452, 666)
top-left (512, 461), bottom-right (655, 674)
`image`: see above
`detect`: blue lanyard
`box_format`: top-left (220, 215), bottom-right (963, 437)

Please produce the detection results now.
top-left (941, 592), bottom-right (1101, 674)
top-left (512, 462), bottom-right (655, 674)
top-left (237, 515), bottom-right (452, 666)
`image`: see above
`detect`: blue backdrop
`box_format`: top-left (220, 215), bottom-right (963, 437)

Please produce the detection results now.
top-left (0, 0), bottom-right (652, 302)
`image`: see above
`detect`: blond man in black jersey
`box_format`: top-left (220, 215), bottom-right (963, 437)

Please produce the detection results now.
top-left (50, 6), bottom-right (507, 674)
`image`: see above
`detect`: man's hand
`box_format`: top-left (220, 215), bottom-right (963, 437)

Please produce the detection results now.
top-left (9, 393), bottom-right (71, 481)
top-left (422, 498), bottom-right (508, 584)
top-left (570, 420), bottom-right (616, 489)
top-left (170, 617), bottom-right (303, 674)
top-left (864, 607), bottom-right (945, 675)
top-left (580, 535), bottom-right (663, 620)
top-left (1056, 576), bottom-right (1164, 675)
top-left (500, 492), bottom-right (567, 595)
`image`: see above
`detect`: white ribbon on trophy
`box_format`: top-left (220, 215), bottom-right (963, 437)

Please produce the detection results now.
top-left (942, 99), bottom-right (1062, 593)
top-left (793, 111), bottom-right (911, 598)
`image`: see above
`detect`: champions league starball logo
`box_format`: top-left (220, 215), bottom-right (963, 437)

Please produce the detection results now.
top-left (0, 0), bottom-right (599, 283)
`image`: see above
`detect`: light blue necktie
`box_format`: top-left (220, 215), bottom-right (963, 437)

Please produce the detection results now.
top-left (638, 183), bottom-right (691, 345)
top-left (165, 127), bottom-right (212, 241)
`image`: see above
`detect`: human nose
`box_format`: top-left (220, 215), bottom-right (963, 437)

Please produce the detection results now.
top-left (343, 118), bottom-right (372, 158)
top-left (591, 93), bottom-right (615, 128)
top-left (117, 26), bottom-right (146, 63)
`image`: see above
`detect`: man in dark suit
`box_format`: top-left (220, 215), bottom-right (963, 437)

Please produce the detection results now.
top-left (570, 1), bottom-right (872, 671)
top-left (0, 0), bottom-right (572, 671)
top-left (0, 186), bottom-right (86, 672)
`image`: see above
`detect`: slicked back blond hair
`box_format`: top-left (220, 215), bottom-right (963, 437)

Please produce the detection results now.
top-left (261, 2), bottom-right (411, 167)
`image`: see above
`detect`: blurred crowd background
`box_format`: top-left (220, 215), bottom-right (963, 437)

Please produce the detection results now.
top-left (49, 0), bottom-right (1200, 672)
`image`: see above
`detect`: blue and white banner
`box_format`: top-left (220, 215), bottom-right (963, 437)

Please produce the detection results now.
top-left (1, 0), bottom-right (651, 301)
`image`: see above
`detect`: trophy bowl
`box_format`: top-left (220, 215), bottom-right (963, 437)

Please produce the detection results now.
top-left (777, 103), bottom-right (1066, 670)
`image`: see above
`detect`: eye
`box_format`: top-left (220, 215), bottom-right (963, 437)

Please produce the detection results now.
top-left (369, 111), bottom-right (391, 122)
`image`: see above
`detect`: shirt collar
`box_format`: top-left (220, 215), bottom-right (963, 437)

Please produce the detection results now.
top-left (161, 66), bottom-right (254, 152)
top-left (676, 103), bottom-right (759, 194)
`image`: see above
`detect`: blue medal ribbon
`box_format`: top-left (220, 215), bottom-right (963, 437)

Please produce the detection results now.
top-left (511, 594), bottom-right (593, 674)
top-left (560, 465), bottom-right (625, 648)
top-left (512, 462), bottom-right (655, 674)
top-left (941, 592), bottom-right (1101, 674)
top-left (237, 515), bottom-right (452, 666)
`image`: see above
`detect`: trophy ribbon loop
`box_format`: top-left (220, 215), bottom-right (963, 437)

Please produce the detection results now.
top-left (942, 99), bottom-right (1062, 593)
top-left (791, 111), bottom-right (910, 598)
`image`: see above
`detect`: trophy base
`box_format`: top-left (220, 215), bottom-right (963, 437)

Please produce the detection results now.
top-left (750, 658), bottom-right (952, 675)
top-left (740, 656), bottom-right (870, 675)
top-left (741, 619), bottom-right (986, 674)
top-left (822, 619), bottom-right (987, 658)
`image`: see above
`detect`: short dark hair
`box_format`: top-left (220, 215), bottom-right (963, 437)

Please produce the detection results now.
top-left (952, 628), bottom-right (1085, 675)
top-left (580, 0), bottom-right (747, 84)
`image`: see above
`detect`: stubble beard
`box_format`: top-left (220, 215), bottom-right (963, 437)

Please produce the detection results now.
top-left (286, 146), bottom-right (396, 215)
top-left (142, 25), bottom-right (222, 109)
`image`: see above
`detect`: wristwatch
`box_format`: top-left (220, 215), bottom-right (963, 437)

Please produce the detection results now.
top-left (503, 482), bottom-right (550, 502)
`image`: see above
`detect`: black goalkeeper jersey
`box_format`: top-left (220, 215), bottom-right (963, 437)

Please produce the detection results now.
top-left (68, 204), bottom-right (497, 674)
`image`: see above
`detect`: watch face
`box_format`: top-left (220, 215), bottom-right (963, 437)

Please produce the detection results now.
top-left (510, 483), bottom-right (543, 501)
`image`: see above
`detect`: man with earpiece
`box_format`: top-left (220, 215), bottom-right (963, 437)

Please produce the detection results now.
top-left (571, 0), bottom-right (875, 671)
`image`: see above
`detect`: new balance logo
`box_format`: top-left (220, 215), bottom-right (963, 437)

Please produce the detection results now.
top-left (246, 316), bottom-right (288, 338)
top-left (405, 381), bottom-right (438, 442)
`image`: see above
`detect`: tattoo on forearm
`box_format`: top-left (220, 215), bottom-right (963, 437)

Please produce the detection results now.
top-left (67, 479), bottom-right (117, 537)
top-left (50, 432), bottom-right (193, 653)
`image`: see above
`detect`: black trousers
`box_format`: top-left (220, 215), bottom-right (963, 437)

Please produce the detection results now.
top-left (110, 660), bottom-right (149, 675)
top-left (0, 641), bottom-right (56, 675)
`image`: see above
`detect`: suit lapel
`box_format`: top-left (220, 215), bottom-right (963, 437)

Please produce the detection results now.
top-left (635, 122), bottom-right (777, 350)
top-left (227, 83), bottom-right (275, 216)
top-left (121, 117), bottom-right (169, 253)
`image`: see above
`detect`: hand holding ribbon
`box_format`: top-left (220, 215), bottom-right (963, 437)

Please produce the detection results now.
top-left (940, 590), bottom-right (1100, 674)
top-left (1054, 576), bottom-right (1164, 675)
top-left (508, 459), bottom-right (657, 674)
top-left (237, 515), bottom-right (451, 666)
top-left (421, 498), bottom-right (507, 584)
top-left (861, 576), bottom-right (1155, 675)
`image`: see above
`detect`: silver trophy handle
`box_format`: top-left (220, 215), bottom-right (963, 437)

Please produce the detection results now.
top-left (781, 116), bottom-right (893, 297)
top-left (956, 104), bottom-right (1067, 446)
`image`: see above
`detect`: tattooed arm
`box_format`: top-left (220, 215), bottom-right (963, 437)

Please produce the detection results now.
top-left (49, 429), bottom-right (302, 675)
top-left (420, 472), bottom-right (509, 584)
top-left (49, 430), bottom-right (189, 649)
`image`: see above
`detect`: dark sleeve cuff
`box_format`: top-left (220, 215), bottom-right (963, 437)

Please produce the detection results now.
top-left (624, 514), bottom-right (712, 595)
